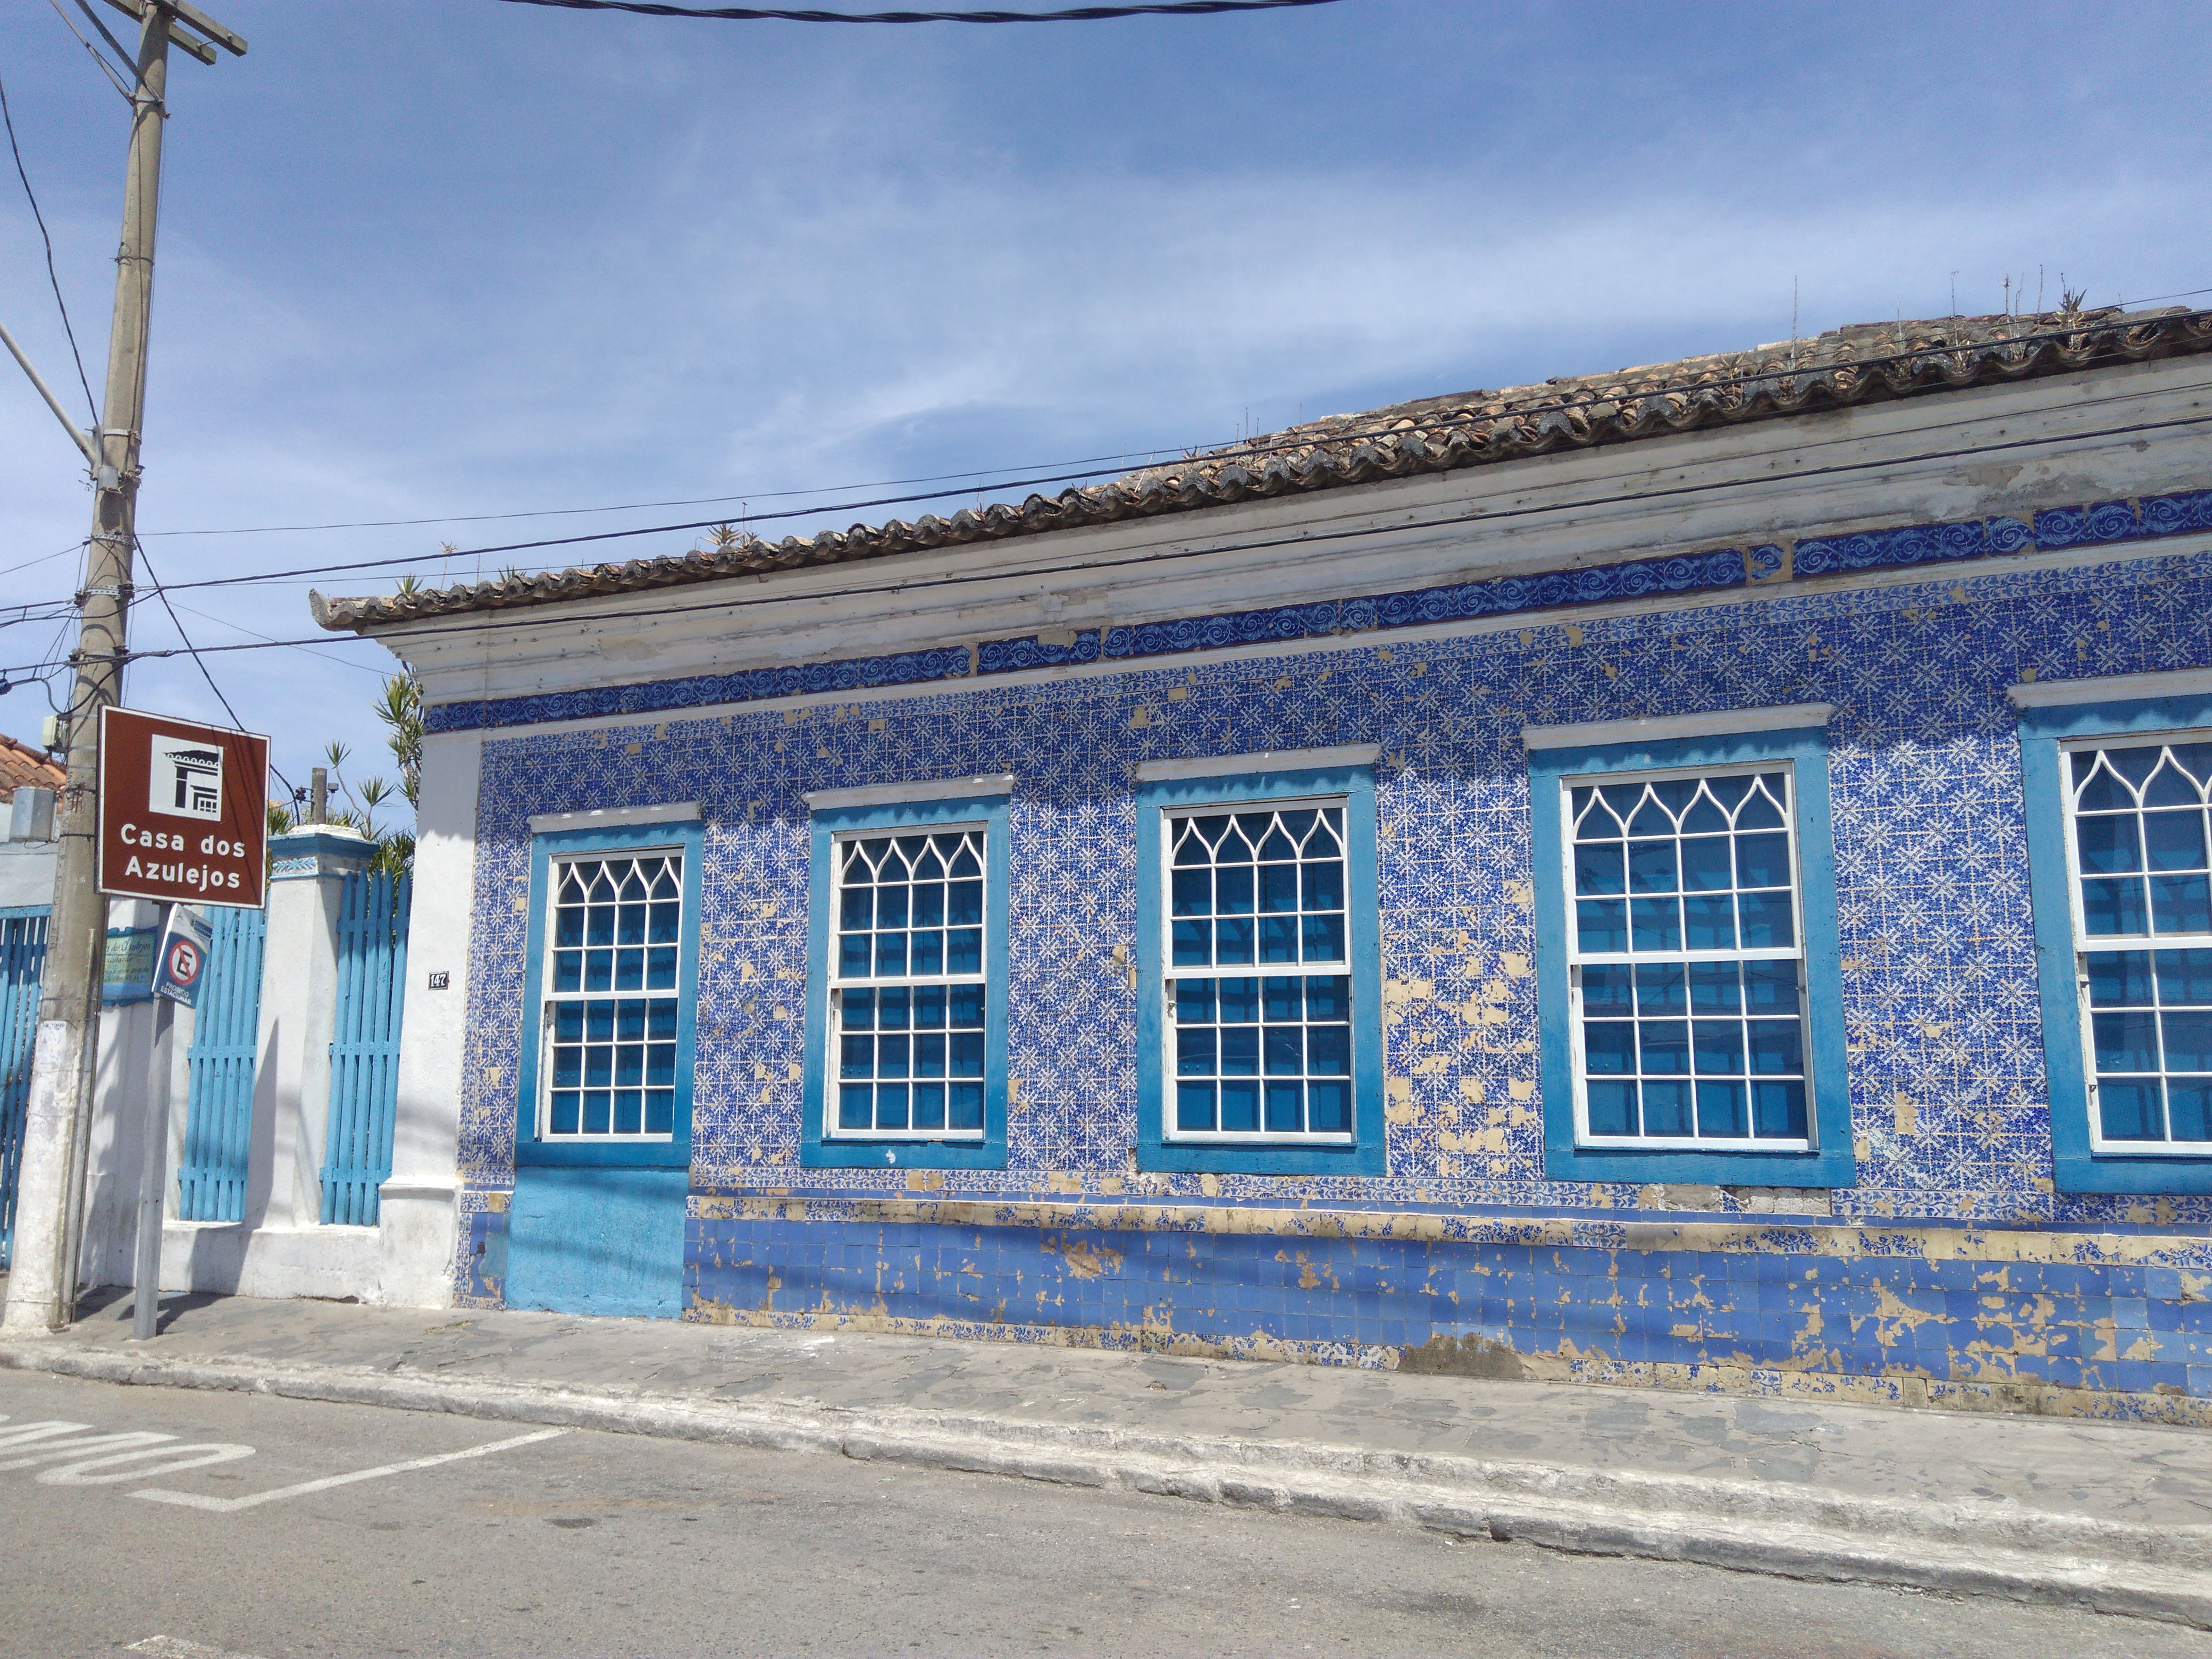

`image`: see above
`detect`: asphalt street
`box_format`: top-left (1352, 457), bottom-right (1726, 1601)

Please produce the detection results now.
top-left (3, 1370), bottom-right (2206, 1659)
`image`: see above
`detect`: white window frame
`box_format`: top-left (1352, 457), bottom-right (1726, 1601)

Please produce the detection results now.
top-left (1158, 792), bottom-right (1357, 1146)
top-left (2057, 730), bottom-right (2212, 1156)
top-left (822, 819), bottom-right (991, 1143)
top-left (1560, 760), bottom-right (1815, 1153)
top-left (537, 843), bottom-right (685, 1145)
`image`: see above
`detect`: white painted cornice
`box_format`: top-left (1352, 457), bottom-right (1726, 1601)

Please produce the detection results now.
top-left (802, 775), bottom-right (1015, 811)
top-left (527, 801), bottom-right (700, 834)
top-left (1133, 746), bottom-right (1381, 782)
top-left (2008, 667), bottom-right (2212, 709)
top-left (1523, 705), bottom-right (1833, 750)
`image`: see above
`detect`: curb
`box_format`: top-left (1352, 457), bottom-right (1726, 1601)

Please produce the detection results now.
top-left (7, 1339), bottom-right (2210, 1628)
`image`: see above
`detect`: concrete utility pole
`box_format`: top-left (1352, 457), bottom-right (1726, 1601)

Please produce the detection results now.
top-left (2, 0), bottom-right (244, 1335)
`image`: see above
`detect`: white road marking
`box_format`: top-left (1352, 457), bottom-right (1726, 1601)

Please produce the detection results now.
top-left (0, 1418), bottom-right (91, 1444)
top-left (128, 1637), bottom-right (270, 1659)
top-left (0, 1429), bottom-right (178, 1471)
top-left (131, 1427), bottom-right (567, 1512)
top-left (42, 1442), bottom-right (256, 1484)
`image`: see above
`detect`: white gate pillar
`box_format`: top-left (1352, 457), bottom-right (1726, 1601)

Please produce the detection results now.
top-left (244, 828), bottom-right (372, 1231)
top-left (378, 732), bottom-right (481, 1308)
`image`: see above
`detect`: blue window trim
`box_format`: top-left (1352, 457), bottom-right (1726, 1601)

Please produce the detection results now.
top-left (1529, 723), bottom-right (1855, 1188)
top-left (2019, 691), bottom-right (2212, 1194)
top-left (514, 817), bottom-right (705, 1169)
top-left (1134, 763), bottom-right (1386, 1176)
top-left (801, 790), bottom-right (1011, 1170)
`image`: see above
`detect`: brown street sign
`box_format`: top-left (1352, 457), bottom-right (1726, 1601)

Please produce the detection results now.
top-left (98, 706), bottom-right (270, 910)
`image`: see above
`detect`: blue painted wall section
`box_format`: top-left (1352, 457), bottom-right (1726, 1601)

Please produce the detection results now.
top-left (449, 518), bottom-right (2212, 1411)
top-left (506, 1167), bottom-right (686, 1319)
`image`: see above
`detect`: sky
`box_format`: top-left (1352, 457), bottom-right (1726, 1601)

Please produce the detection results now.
top-left (3, 0), bottom-right (2209, 829)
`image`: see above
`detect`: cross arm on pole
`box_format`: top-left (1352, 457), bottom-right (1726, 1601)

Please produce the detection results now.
top-left (96, 0), bottom-right (248, 63)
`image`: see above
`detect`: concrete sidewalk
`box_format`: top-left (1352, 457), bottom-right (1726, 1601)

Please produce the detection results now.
top-left (7, 1289), bottom-right (2212, 1627)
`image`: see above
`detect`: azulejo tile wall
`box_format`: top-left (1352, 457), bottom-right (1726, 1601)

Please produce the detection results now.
top-left (455, 541), bottom-right (2212, 1390)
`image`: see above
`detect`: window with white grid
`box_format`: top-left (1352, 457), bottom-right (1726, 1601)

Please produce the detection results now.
top-left (2063, 736), bottom-right (2212, 1149)
top-left (827, 828), bottom-right (987, 1139)
top-left (541, 851), bottom-right (682, 1140)
top-left (1164, 802), bottom-right (1353, 1142)
top-left (1565, 768), bottom-right (1812, 1147)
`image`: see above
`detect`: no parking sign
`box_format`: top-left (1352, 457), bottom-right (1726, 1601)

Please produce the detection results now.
top-left (152, 907), bottom-right (215, 1008)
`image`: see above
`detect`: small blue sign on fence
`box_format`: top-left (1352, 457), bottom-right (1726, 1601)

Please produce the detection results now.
top-left (153, 908), bottom-right (215, 1008)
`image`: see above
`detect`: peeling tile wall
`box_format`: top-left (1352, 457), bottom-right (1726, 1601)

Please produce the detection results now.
top-left (687, 1199), bottom-right (2212, 1422)
top-left (455, 541), bottom-right (2212, 1401)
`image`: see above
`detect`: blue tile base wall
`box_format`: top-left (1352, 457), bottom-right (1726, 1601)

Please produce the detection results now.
top-left (507, 1167), bottom-right (687, 1319)
top-left (458, 1191), bottom-right (508, 1310)
top-left (686, 1203), bottom-right (2212, 1422)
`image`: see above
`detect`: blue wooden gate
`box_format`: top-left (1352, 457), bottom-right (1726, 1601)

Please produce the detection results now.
top-left (0, 907), bottom-right (51, 1271)
top-left (321, 870), bottom-right (410, 1226)
top-left (177, 906), bottom-right (266, 1222)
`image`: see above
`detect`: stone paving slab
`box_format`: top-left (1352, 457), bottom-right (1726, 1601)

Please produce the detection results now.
top-left (38, 1287), bottom-right (2212, 1532)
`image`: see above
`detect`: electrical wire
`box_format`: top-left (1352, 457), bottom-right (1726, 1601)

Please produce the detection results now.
top-left (129, 537), bottom-right (301, 798)
top-left (0, 540), bottom-right (90, 582)
top-left (45, 0), bottom-right (137, 104)
top-left (10, 403), bottom-right (2206, 680)
top-left (65, 0), bottom-right (144, 85)
top-left (0, 63), bottom-right (99, 423)
top-left (108, 295), bottom-right (2212, 548)
top-left (124, 312), bottom-right (2212, 600)
top-left (167, 596), bottom-right (392, 678)
top-left (497, 0), bottom-right (1338, 22)
top-left (135, 442), bottom-right (1246, 538)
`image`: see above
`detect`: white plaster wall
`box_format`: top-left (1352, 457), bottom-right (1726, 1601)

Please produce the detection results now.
top-left (376, 730), bottom-right (482, 1308)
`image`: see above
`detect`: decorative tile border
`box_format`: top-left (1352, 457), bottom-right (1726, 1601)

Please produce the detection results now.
top-left (425, 490), bottom-right (2212, 736)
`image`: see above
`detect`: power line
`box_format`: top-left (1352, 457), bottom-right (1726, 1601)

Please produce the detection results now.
top-left (148, 456), bottom-right (1231, 592)
top-left (135, 442), bottom-right (1243, 538)
top-left (124, 311), bottom-right (2212, 600)
top-left (498, 0), bottom-right (1337, 22)
top-left (130, 537), bottom-right (301, 799)
top-left (0, 64), bottom-right (98, 424)
top-left (168, 596), bottom-right (392, 677)
top-left (10, 405), bottom-right (2205, 680)
top-left (128, 288), bottom-right (2212, 548)
top-left (45, 0), bottom-right (137, 104)
top-left (0, 541), bottom-right (90, 582)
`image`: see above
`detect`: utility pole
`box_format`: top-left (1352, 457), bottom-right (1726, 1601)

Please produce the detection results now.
top-left (1, 0), bottom-right (244, 1335)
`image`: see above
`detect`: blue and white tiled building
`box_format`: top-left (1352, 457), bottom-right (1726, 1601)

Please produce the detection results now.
top-left (321, 305), bottom-right (2212, 1420)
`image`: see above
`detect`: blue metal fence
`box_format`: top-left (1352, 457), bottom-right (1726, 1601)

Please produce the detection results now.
top-left (321, 870), bottom-right (410, 1226)
top-left (1, 907), bottom-right (51, 1271)
top-left (177, 906), bottom-right (266, 1222)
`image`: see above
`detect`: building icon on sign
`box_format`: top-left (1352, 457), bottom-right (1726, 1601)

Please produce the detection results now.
top-left (148, 734), bottom-right (224, 821)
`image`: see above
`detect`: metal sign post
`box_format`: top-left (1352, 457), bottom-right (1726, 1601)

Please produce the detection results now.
top-left (132, 905), bottom-right (213, 1340)
top-left (89, 709), bottom-right (264, 1341)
